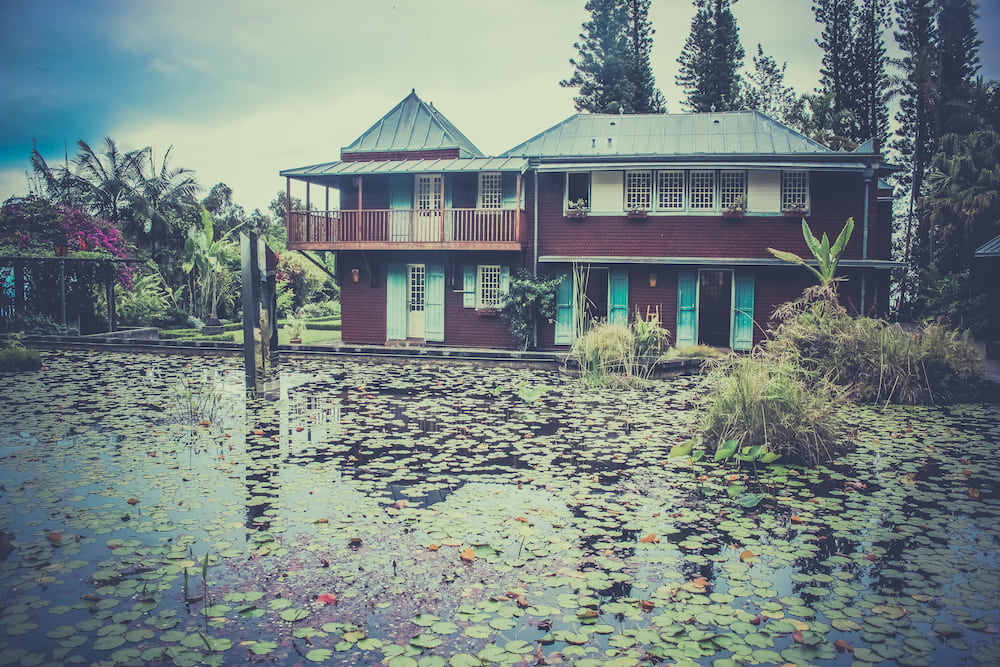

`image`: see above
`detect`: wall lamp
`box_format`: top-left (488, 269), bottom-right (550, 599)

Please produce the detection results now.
top-left (648, 272), bottom-right (658, 288)
top-left (351, 268), bottom-right (361, 283)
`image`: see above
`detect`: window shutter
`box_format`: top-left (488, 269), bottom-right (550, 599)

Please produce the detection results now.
top-left (425, 262), bottom-right (445, 342)
top-left (500, 265), bottom-right (510, 295)
top-left (463, 265), bottom-right (476, 308)
top-left (554, 269), bottom-right (573, 345)
top-left (731, 271), bottom-right (755, 351)
top-left (608, 268), bottom-right (629, 325)
top-left (502, 173), bottom-right (517, 208)
top-left (389, 175), bottom-right (411, 209)
top-left (385, 263), bottom-right (406, 340)
top-left (676, 270), bottom-right (698, 347)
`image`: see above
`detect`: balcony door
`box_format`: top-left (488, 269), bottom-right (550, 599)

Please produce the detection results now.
top-left (415, 174), bottom-right (442, 242)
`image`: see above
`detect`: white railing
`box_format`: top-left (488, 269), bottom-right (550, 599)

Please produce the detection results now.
top-left (287, 209), bottom-right (521, 244)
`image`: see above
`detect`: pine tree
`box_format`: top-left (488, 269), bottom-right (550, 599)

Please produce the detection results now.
top-left (561, 0), bottom-right (665, 113)
top-left (813, 0), bottom-right (857, 137)
top-left (850, 0), bottom-right (891, 143)
top-left (739, 44), bottom-right (801, 123)
top-left (676, 0), bottom-right (745, 112)
top-left (936, 0), bottom-right (982, 134)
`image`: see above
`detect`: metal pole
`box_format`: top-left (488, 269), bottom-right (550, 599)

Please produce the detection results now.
top-left (59, 259), bottom-right (66, 327)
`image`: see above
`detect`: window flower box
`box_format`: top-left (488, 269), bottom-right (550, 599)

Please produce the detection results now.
top-left (565, 209), bottom-right (589, 220)
top-left (627, 209), bottom-right (648, 220)
top-left (783, 205), bottom-right (807, 217)
top-left (475, 308), bottom-right (499, 317)
top-left (722, 208), bottom-right (745, 219)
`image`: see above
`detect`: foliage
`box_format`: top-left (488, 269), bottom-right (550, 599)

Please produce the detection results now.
top-left (284, 312), bottom-right (307, 340)
top-left (116, 269), bottom-right (190, 328)
top-left (784, 90), bottom-right (860, 151)
top-left (560, 0), bottom-right (666, 113)
top-left (0, 313), bottom-right (77, 336)
top-left (922, 129), bottom-right (1000, 272)
top-left (0, 333), bottom-right (42, 372)
top-left (766, 285), bottom-right (985, 404)
top-left (569, 312), bottom-right (670, 387)
top-left (300, 300), bottom-right (341, 319)
top-left (0, 196), bottom-right (130, 260)
top-left (739, 44), bottom-right (802, 124)
top-left (499, 270), bottom-right (563, 351)
top-left (274, 252), bottom-right (337, 318)
top-left (700, 353), bottom-right (845, 465)
top-left (182, 208), bottom-right (238, 321)
top-left (767, 217), bottom-right (855, 286)
top-left (676, 0), bottom-right (744, 112)
top-left (812, 0), bottom-right (890, 144)
top-left (911, 266), bottom-right (990, 334)
top-left (664, 344), bottom-right (729, 360)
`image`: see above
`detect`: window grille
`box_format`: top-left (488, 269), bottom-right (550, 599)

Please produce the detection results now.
top-left (656, 171), bottom-right (685, 210)
top-left (689, 170), bottom-right (715, 209)
top-left (479, 173), bottom-right (502, 209)
top-left (566, 172), bottom-right (591, 209)
top-left (781, 171), bottom-right (809, 210)
top-left (408, 265), bottom-right (425, 312)
top-left (477, 265), bottom-right (502, 309)
top-left (625, 171), bottom-right (653, 210)
top-left (720, 171), bottom-right (747, 209)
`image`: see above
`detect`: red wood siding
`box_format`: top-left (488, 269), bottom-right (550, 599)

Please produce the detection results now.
top-left (340, 148), bottom-right (461, 162)
top-left (535, 172), bottom-right (891, 262)
top-left (338, 252), bottom-right (386, 344)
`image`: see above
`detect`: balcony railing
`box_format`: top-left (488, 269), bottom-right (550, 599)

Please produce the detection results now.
top-left (287, 208), bottom-right (523, 248)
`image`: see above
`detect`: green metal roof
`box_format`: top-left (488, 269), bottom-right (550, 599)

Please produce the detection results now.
top-left (342, 89), bottom-right (483, 157)
top-left (504, 111), bottom-right (855, 159)
top-left (538, 256), bottom-right (905, 269)
top-left (975, 234), bottom-right (1000, 258)
top-left (280, 157), bottom-right (527, 181)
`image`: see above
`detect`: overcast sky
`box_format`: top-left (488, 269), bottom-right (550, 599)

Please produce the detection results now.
top-left (2, 0), bottom-right (998, 216)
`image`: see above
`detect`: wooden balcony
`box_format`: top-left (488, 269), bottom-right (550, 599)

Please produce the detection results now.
top-left (286, 208), bottom-right (525, 251)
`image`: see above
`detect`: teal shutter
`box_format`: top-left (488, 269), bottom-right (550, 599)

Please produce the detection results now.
top-left (425, 262), bottom-right (445, 342)
top-left (731, 271), bottom-right (755, 351)
top-left (500, 265), bottom-right (510, 296)
top-left (463, 265), bottom-right (476, 308)
top-left (608, 268), bottom-right (629, 325)
top-left (389, 176), bottom-right (411, 209)
top-left (386, 263), bottom-right (406, 340)
top-left (676, 270), bottom-right (697, 347)
top-left (502, 173), bottom-right (517, 208)
top-left (444, 177), bottom-right (453, 209)
top-left (554, 269), bottom-right (573, 345)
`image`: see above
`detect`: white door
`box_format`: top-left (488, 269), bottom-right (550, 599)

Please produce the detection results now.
top-left (407, 264), bottom-right (425, 337)
top-left (415, 174), bottom-right (442, 241)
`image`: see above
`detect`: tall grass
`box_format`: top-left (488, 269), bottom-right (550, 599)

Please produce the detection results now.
top-left (570, 311), bottom-right (670, 387)
top-left (700, 354), bottom-right (844, 465)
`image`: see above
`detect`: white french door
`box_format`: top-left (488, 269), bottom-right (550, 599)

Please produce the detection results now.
top-left (406, 264), bottom-right (426, 338)
top-left (415, 174), bottom-right (442, 241)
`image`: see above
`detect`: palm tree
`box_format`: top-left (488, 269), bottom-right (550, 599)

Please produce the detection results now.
top-left (70, 137), bottom-right (145, 233)
top-left (923, 128), bottom-right (1000, 272)
top-left (132, 145), bottom-right (201, 253)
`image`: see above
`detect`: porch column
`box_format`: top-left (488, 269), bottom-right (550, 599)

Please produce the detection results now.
top-left (515, 172), bottom-right (522, 242)
top-left (439, 174), bottom-right (445, 242)
top-left (355, 176), bottom-right (363, 242)
top-left (305, 182), bottom-right (311, 243)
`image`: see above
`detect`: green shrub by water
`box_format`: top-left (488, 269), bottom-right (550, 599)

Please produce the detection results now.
top-left (700, 354), bottom-right (844, 465)
top-left (0, 334), bottom-right (42, 372)
top-left (570, 312), bottom-right (670, 387)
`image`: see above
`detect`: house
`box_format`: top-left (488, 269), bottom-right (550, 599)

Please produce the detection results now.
top-left (280, 90), bottom-right (898, 350)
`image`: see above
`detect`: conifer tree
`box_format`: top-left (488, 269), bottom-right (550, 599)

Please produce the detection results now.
top-left (676, 0), bottom-right (745, 112)
top-left (561, 0), bottom-right (665, 113)
top-left (936, 0), bottom-right (982, 134)
top-left (739, 44), bottom-right (801, 124)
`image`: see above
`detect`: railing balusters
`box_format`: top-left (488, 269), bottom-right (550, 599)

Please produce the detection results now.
top-left (286, 209), bottom-right (521, 245)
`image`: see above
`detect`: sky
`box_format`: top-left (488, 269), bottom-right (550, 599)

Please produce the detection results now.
top-left (2, 0), bottom-right (998, 217)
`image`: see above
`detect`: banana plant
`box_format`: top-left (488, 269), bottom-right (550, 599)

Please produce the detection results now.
top-left (767, 217), bottom-right (854, 287)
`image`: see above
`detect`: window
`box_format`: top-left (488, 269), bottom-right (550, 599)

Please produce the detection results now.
top-left (478, 172), bottom-right (502, 209)
top-left (657, 171), bottom-right (685, 210)
top-left (719, 171), bottom-right (747, 209)
top-left (477, 265), bottom-right (503, 309)
top-left (625, 171), bottom-right (653, 210)
top-left (566, 172), bottom-right (591, 209)
top-left (689, 170), bottom-right (715, 209)
top-left (781, 171), bottom-right (809, 211)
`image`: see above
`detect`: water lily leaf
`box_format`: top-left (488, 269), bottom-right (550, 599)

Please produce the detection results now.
top-left (249, 641), bottom-right (277, 655)
top-left (279, 608), bottom-right (309, 622)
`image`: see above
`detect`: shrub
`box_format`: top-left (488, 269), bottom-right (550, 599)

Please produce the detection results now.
top-left (0, 313), bottom-right (78, 336)
top-left (500, 270), bottom-right (563, 350)
top-left (300, 300), bottom-right (340, 319)
top-left (664, 344), bottom-right (729, 361)
top-left (0, 333), bottom-right (42, 372)
top-left (700, 354), bottom-right (845, 465)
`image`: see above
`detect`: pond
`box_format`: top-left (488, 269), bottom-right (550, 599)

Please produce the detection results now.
top-left (0, 350), bottom-right (998, 667)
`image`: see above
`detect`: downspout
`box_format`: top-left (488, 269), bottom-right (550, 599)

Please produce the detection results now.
top-left (861, 169), bottom-right (872, 315)
top-left (532, 166), bottom-right (539, 273)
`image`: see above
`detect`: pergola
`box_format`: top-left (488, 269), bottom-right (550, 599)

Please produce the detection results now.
top-left (1, 255), bottom-right (145, 333)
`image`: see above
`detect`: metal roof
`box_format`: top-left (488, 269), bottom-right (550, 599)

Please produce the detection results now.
top-left (504, 111), bottom-right (856, 159)
top-left (280, 157), bottom-right (528, 179)
top-left (534, 160), bottom-right (874, 173)
top-left (342, 89), bottom-right (483, 157)
top-left (975, 234), bottom-right (1000, 258)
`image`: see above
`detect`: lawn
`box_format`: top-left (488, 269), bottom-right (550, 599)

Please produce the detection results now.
top-left (0, 351), bottom-right (998, 666)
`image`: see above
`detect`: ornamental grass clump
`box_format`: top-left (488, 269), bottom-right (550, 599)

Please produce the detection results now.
top-left (570, 312), bottom-right (671, 387)
top-left (700, 353), bottom-right (845, 465)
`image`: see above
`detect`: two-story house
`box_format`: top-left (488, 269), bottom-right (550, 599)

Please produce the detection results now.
top-left (280, 90), bottom-right (897, 351)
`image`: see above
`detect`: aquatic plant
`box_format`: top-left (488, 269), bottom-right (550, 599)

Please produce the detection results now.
top-left (570, 312), bottom-right (670, 387)
top-left (0, 333), bottom-right (42, 372)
